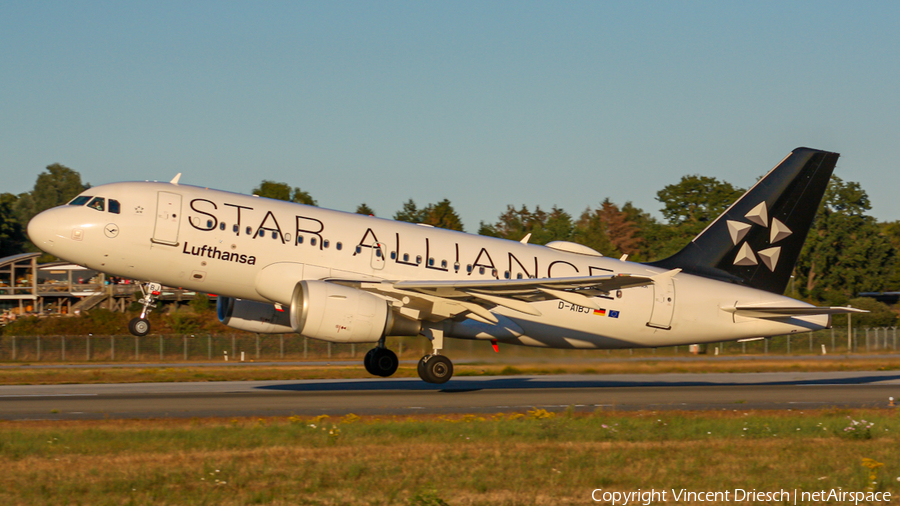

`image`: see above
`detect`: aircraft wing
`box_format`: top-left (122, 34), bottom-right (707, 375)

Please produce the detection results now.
top-left (332, 274), bottom-right (654, 324)
top-left (723, 305), bottom-right (869, 318)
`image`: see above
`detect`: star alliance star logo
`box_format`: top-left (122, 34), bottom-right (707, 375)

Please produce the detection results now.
top-left (726, 201), bottom-right (792, 271)
top-left (135, 206), bottom-right (144, 214)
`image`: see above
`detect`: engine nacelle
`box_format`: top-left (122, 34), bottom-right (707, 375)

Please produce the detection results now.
top-left (217, 296), bottom-right (294, 334)
top-left (218, 281), bottom-right (421, 341)
top-left (290, 280), bottom-right (392, 343)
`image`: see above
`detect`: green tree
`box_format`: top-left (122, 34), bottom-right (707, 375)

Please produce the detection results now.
top-left (355, 203), bottom-right (375, 216)
top-left (14, 163), bottom-right (88, 227)
top-left (393, 199), bottom-right (464, 231)
top-left (291, 188), bottom-right (317, 206)
top-left (419, 199), bottom-right (464, 232)
top-left (880, 220), bottom-right (900, 290)
top-left (538, 206), bottom-right (575, 244)
top-left (394, 199), bottom-right (422, 223)
top-left (252, 180), bottom-right (317, 206)
top-left (0, 193), bottom-right (26, 257)
top-left (478, 205), bottom-right (572, 245)
top-left (479, 205), bottom-right (536, 241)
top-left (844, 297), bottom-right (898, 327)
top-left (795, 177), bottom-right (895, 304)
top-left (572, 207), bottom-right (616, 256)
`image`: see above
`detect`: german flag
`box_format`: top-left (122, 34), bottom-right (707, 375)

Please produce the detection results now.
top-left (593, 308), bottom-right (606, 316)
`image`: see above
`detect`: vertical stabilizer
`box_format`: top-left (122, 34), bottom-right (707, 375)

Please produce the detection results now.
top-left (648, 147), bottom-right (838, 294)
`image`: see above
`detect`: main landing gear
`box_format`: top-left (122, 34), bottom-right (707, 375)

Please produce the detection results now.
top-left (362, 326), bottom-right (455, 384)
top-left (417, 326), bottom-right (453, 384)
top-left (364, 339), bottom-right (399, 377)
top-left (128, 282), bottom-right (161, 337)
top-left (417, 354), bottom-right (453, 384)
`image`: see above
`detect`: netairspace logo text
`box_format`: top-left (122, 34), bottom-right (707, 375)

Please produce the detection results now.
top-left (591, 488), bottom-right (892, 505)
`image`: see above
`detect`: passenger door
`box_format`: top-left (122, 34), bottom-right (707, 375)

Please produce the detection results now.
top-left (152, 191), bottom-right (182, 246)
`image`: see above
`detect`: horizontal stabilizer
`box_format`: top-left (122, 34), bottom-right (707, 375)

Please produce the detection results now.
top-left (723, 305), bottom-right (868, 318)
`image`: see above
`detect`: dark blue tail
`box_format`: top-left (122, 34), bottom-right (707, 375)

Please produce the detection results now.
top-left (648, 147), bottom-right (838, 294)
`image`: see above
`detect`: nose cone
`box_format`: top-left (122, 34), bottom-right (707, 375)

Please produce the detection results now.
top-left (27, 209), bottom-right (60, 251)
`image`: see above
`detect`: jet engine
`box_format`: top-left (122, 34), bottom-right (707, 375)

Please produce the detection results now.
top-left (289, 280), bottom-right (420, 343)
top-left (217, 296), bottom-right (294, 334)
top-left (217, 280), bottom-right (420, 342)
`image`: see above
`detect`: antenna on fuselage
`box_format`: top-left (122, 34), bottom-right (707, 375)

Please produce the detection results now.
top-left (519, 233), bottom-right (532, 244)
top-left (170, 173), bottom-right (182, 185)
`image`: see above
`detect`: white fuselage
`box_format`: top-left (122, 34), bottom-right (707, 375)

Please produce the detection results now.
top-left (28, 181), bottom-right (829, 349)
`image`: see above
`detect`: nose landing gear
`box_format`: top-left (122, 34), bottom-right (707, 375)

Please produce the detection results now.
top-left (128, 282), bottom-right (161, 337)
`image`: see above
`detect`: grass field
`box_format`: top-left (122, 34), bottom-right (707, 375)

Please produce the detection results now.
top-left (0, 356), bottom-right (899, 385)
top-left (0, 409), bottom-right (898, 505)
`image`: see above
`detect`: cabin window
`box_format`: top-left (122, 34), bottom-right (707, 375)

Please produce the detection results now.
top-left (271, 231), bottom-right (278, 239)
top-left (441, 260), bottom-right (448, 269)
top-left (233, 224), bottom-right (239, 233)
top-left (297, 235), bottom-right (304, 244)
top-left (310, 238), bottom-right (317, 246)
top-left (466, 264), bottom-right (473, 273)
top-left (504, 270), bottom-right (510, 279)
top-left (87, 197), bottom-right (105, 212)
top-left (108, 199), bottom-right (121, 214)
top-left (403, 253), bottom-right (409, 262)
top-left (479, 267), bottom-right (485, 275)
top-left (68, 196), bottom-right (92, 206)
top-left (355, 245), bottom-right (362, 254)
top-left (323, 240), bottom-right (330, 249)
top-left (208, 219), bottom-right (215, 229)
top-left (376, 249), bottom-right (382, 258)
top-left (336, 242), bottom-right (342, 251)
top-left (428, 257), bottom-right (435, 266)
top-left (245, 226), bottom-right (252, 235)
top-left (416, 255), bottom-right (422, 265)
top-left (454, 262), bottom-right (460, 271)
top-left (492, 269), bottom-right (498, 277)
top-left (390, 251), bottom-right (397, 260)
top-left (517, 273), bottom-right (523, 279)
top-left (258, 230), bottom-right (265, 238)
top-left (219, 222), bottom-right (226, 231)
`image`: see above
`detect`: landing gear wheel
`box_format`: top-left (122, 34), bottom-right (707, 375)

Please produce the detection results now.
top-left (418, 354), bottom-right (453, 384)
top-left (417, 354), bottom-right (428, 379)
top-left (363, 348), bottom-right (377, 376)
top-left (128, 317), bottom-right (151, 337)
top-left (365, 348), bottom-right (398, 377)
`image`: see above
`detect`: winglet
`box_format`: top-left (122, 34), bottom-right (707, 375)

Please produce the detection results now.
top-left (170, 173), bottom-right (182, 185)
top-left (520, 233), bottom-right (532, 244)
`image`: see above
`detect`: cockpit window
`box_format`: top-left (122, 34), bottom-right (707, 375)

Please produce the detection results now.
top-left (87, 197), bottom-right (105, 212)
top-left (69, 196), bottom-right (92, 206)
top-left (108, 199), bottom-right (121, 214)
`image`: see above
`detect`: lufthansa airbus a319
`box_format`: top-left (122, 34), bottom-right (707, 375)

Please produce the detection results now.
top-left (27, 148), bottom-right (864, 383)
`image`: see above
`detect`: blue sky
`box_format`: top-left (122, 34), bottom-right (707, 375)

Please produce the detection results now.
top-left (2, 1), bottom-right (898, 230)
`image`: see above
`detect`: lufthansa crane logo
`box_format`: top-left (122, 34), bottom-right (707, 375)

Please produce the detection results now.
top-left (104, 223), bottom-right (120, 238)
top-left (726, 201), bottom-right (792, 271)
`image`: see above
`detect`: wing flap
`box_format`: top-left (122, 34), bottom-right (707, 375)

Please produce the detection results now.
top-left (340, 274), bottom-right (654, 324)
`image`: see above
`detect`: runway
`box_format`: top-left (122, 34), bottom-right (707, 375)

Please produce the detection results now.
top-left (1, 371), bottom-right (899, 421)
